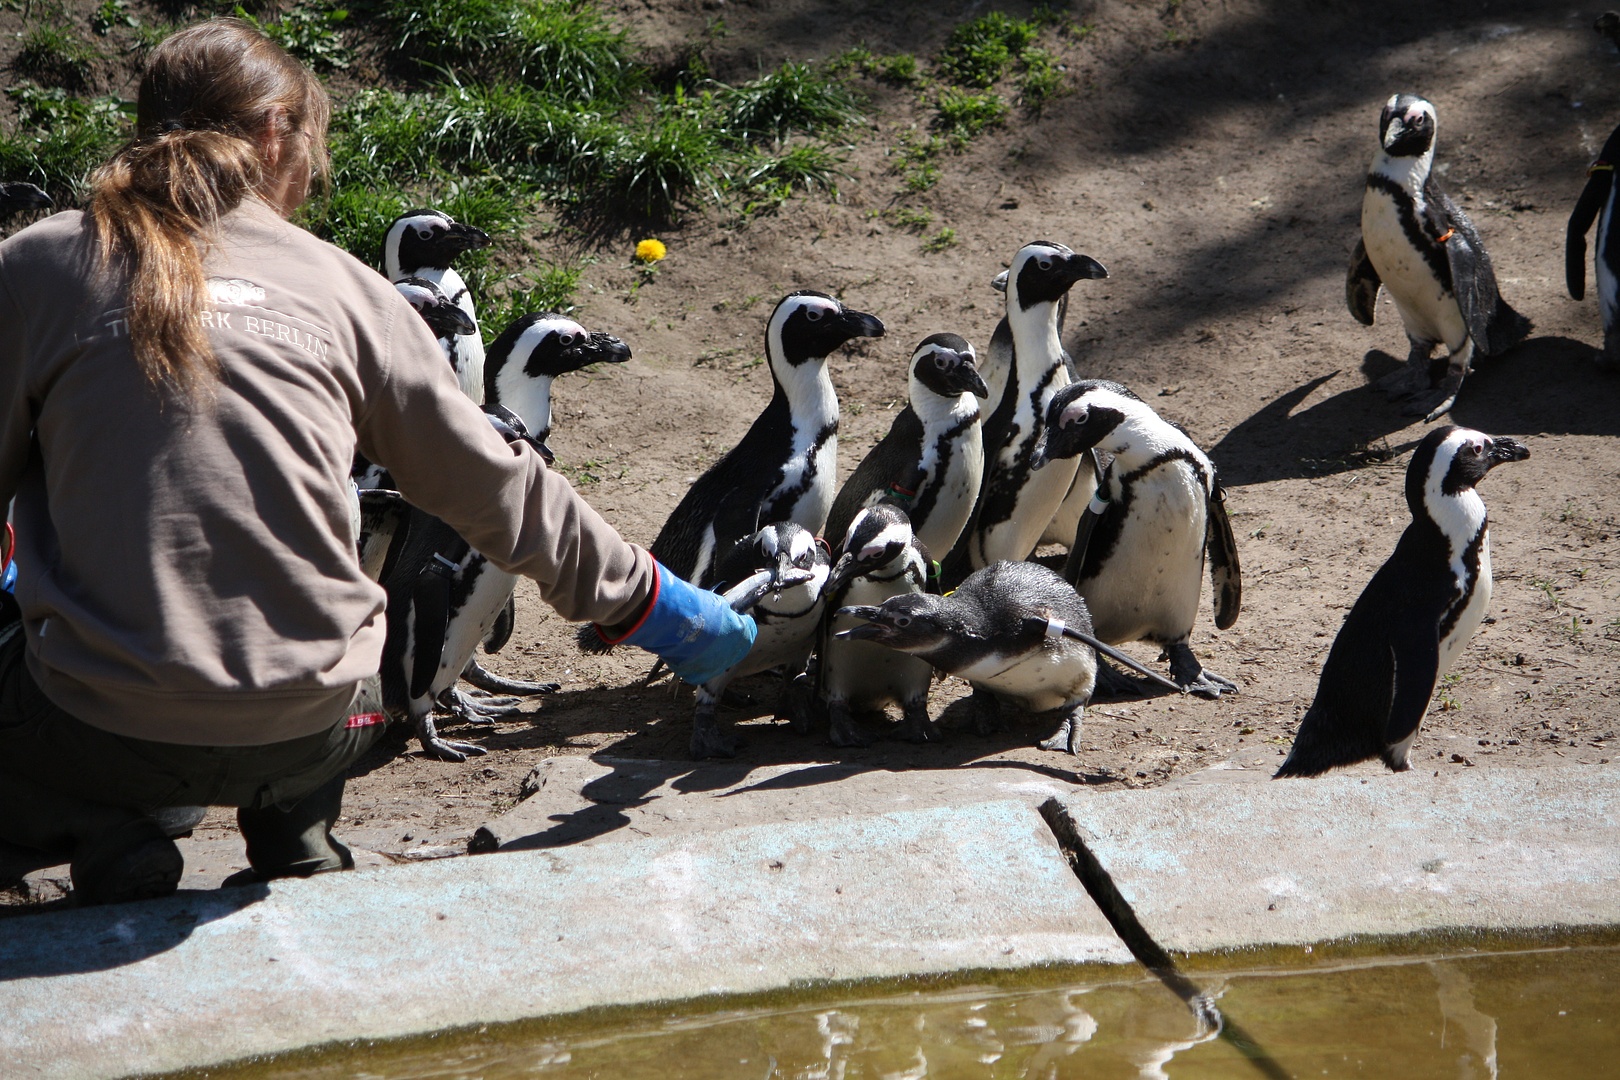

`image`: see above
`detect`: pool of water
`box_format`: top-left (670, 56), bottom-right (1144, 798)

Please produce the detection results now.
top-left (175, 938), bottom-right (1618, 1079)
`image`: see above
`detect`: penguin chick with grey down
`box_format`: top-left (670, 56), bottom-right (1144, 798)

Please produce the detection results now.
top-left (818, 503), bottom-right (935, 747)
top-left (1276, 426), bottom-right (1528, 778)
top-left (691, 522), bottom-right (829, 759)
top-left (1347, 93), bottom-right (1530, 421)
top-left (824, 332), bottom-right (987, 564)
top-left (839, 561), bottom-right (1180, 754)
top-left (1030, 380), bottom-right (1241, 698)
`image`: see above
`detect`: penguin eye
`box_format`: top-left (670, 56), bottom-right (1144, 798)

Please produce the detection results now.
top-left (1037, 258), bottom-right (1053, 271)
top-left (805, 308), bottom-right (824, 322)
top-left (893, 615), bottom-right (911, 628)
top-left (557, 333), bottom-right (576, 347)
top-left (416, 228), bottom-right (434, 241)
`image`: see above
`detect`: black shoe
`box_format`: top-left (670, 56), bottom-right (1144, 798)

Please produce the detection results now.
top-left (70, 819), bottom-right (183, 906)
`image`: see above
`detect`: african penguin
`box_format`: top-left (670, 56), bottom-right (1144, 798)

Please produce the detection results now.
top-left (649, 291), bottom-right (884, 588)
top-left (1565, 120), bottom-right (1620, 369)
top-left (1275, 426), bottom-right (1529, 778)
top-left (1347, 94), bottom-right (1531, 421)
top-left (824, 332), bottom-right (987, 565)
top-left (819, 503), bottom-right (935, 746)
top-left (1030, 380), bottom-right (1242, 698)
top-left (485, 311), bottom-right (633, 447)
top-left (838, 561), bottom-right (1101, 754)
top-left (690, 522), bottom-right (830, 759)
top-left (942, 241), bottom-right (1107, 585)
top-left (0, 181), bottom-right (51, 221)
top-left (383, 209), bottom-right (492, 403)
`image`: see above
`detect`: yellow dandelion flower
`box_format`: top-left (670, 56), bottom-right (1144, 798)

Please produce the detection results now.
top-left (635, 238), bottom-right (667, 263)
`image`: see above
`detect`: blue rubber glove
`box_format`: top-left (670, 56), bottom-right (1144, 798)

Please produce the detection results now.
top-left (600, 562), bottom-right (757, 685)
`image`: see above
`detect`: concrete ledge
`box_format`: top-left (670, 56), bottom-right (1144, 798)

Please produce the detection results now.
top-left (0, 799), bottom-right (1126, 1080)
top-left (1047, 766), bottom-right (1620, 953)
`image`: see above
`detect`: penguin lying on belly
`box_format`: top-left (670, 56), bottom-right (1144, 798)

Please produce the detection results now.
top-left (1030, 379), bottom-right (1241, 699)
top-left (838, 561), bottom-right (1180, 754)
top-left (1276, 426), bottom-right (1528, 777)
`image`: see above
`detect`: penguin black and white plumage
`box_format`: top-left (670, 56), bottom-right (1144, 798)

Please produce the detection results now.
top-left (819, 503), bottom-right (935, 746)
top-left (1347, 94), bottom-right (1531, 421)
top-left (824, 332), bottom-right (986, 563)
top-left (485, 311), bottom-right (632, 447)
top-left (383, 209), bottom-right (492, 403)
top-left (690, 522), bottom-right (830, 759)
top-left (838, 561), bottom-right (1101, 754)
top-left (1565, 120), bottom-right (1620, 370)
top-left (943, 242), bottom-right (1107, 584)
top-left (370, 404), bottom-right (564, 761)
top-left (649, 291), bottom-right (884, 588)
top-left (1030, 380), bottom-right (1241, 698)
top-left (1275, 426), bottom-right (1529, 778)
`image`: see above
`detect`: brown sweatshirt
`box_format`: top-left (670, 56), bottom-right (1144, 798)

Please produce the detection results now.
top-left (0, 201), bottom-right (653, 745)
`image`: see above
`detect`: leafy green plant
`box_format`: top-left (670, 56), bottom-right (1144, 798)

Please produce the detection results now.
top-left (718, 61), bottom-right (862, 143)
top-left (90, 0), bottom-right (138, 36)
top-left (238, 1), bottom-right (352, 71)
top-left (937, 11), bottom-right (1037, 88)
top-left (934, 86), bottom-right (1008, 140)
top-left (0, 85), bottom-right (131, 203)
top-left (480, 261), bottom-right (589, 332)
top-left (14, 22), bottom-right (104, 90)
top-left (921, 226), bottom-right (958, 253)
top-left (1018, 47), bottom-right (1066, 113)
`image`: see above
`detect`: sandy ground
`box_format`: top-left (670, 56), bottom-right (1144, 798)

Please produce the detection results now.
top-left (4, 0), bottom-right (1618, 906)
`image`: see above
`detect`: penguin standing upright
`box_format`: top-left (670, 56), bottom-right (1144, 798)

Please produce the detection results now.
top-left (824, 332), bottom-right (987, 563)
top-left (383, 209), bottom-right (492, 403)
top-left (1347, 94), bottom-right (1531, 421)
top-left (838, 561), bottom-right (1179, 754)
top-left (943, 242), bottom-right (1108, 584)
top-left (689, 522), bottom-right (830, 758)
top-left (1030, 380), bottom-right (1241, 697)
top-left (819, 503), bottom-right (935, 746)
top-left (1565, 120), bottom-right (1620, 369)
top-left (650, 291), bottom-right (884, 588)
top-left (1276, 426), bottom-right (1529, 778)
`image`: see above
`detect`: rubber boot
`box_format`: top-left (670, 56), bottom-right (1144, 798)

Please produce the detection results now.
top-left (231, 773), bottom-right (354, 884)
top-left (69, 816), bottom-right (183, 906)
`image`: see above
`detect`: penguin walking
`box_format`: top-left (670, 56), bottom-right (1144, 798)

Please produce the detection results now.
top-left (1347, 94), bottom-right (1531, 421)
top-left (648, 291), bottom-right (884, 588)
top-left (942, 241), bottom-right (1108, 584)
top-left (1565, 120), bottom-right (1620, 369)
top-left (838, 561), bottom-right (1179, 754)
top-left (818, 503), bottom-right (935, 747)
top-left (1275, 426), bottom-right (1529, 778)
top-left (824, 332), bottom-right (987, 565)
top-left (1029, 380), bottom-right (1242, 698)
top-left (383, 209), bottom-right (492, 403)
top-left (689, 522), bottom-right (830, 759)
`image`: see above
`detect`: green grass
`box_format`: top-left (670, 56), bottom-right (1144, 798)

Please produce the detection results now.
top-left (237, 1), bottom-right (352, 72)
top-left (718, 61), bottom-right (862, 143)
top-left (934, 86), bottom-right (1008, 141)
top-left (937, 11), bottom-right (1037, 88)
top-left (0, 85), bottom-right (131, 203)
top-left (14, 21), bottom-right (104, 90)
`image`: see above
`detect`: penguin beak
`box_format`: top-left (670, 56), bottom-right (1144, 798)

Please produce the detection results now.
top-left (771, 548), bottom-right (796, 591)
top-left (833, 605), bottom-right (888, 641)
top-left (1063, 253), bottom-right (1109, 282)
top-left (439, 304), bottom-right (478, 336)
top-left (1486, 437), bottom-right (1529, 467)
top-left (825, 553), bottom-right (860, 596)
top-left (532, 438), bottom-right (556, 466)
top-left (990, 269), bottom-right (1009, 294)
top-left (838, 308), bottom-right (886, 342)
top-left (449, 222), bottom-right (491, 251)
top-left (1029, 426), bottom-right (1053, 471)
top-left (584, 332), bottom-right (632, 365)
top-left (943, 354), bottom-right (990, 399)
top-left (0, 182), bottom-right (51, 212)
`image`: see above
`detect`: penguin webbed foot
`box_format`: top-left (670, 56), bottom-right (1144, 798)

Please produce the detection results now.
top-left (1374, 353), bottom-right (1436, 400)
top-left (1166, 643), bottom-right (1238, 699)
top-left (690, 705), bottom-right (741, 759)
top-left (826, 701), bottom-right (872, 748)
top-left (415, 712), bottom-right (489, 762)
top-left (1036, 705), bottom-right (1084, 755)
top-left (460, 660), bottom-right (560, 696)
top-left (896, 698), bottom-right (939, 743)
top-left (440, 687), bottom-right (522, 726)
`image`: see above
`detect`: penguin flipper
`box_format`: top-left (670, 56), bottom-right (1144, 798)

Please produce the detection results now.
top-left (1346, 238), bottom-right (1382, 326)
top-left (1566, 173), bottom-right (1609, 300)
top-left (410, 554), bottom-right (458, 700)
top-left (1061, 452), bottom-right (1108, 586)
top-left (485, 592), bottom-right (517, 654)
top-left (1205, 483), bottom-right (1242, 630)
top-left (1430, 187), bottom-right (1531, 357)
top-left (1382, 629), bottom-right (1441, 768)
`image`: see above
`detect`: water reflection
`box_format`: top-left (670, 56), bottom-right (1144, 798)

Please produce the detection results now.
top-left (184, 945), bottom-right (1619, 1079)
